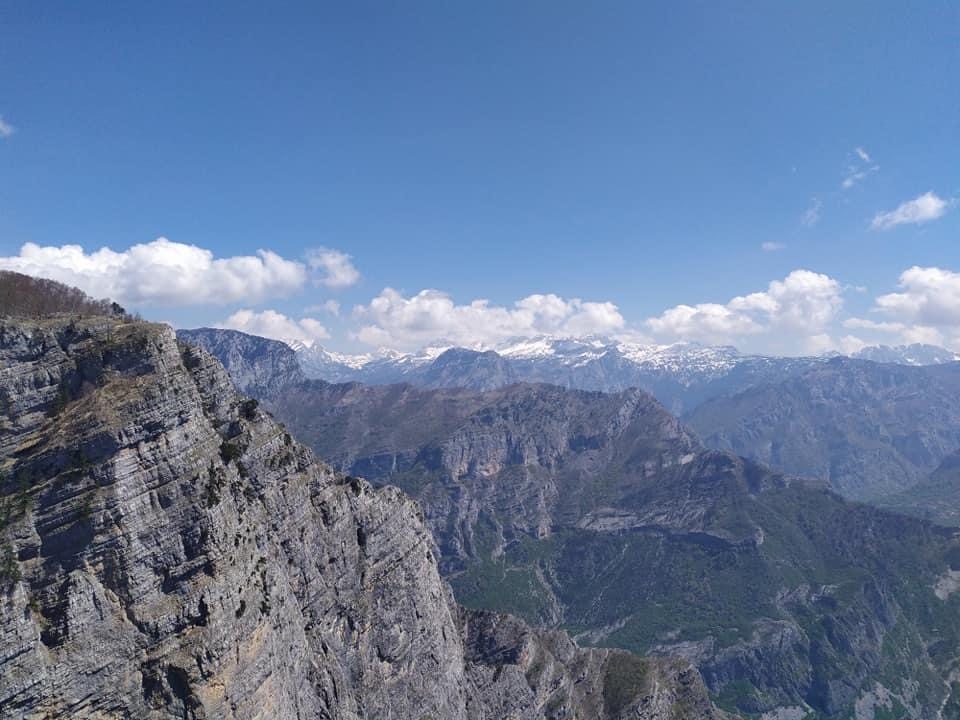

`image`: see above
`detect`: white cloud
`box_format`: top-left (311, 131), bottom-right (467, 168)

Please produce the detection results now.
top-left (843, 317), bottom-right (907, 333)
top-left (898, 325), bottom-right (946, 346)
top-left (219, 309), bottom-right (329, 344)
top-left (645, 269), bottom-right (845, 353)
top-left (841, 265), bottom-right (960, 349)
top-left (842, 170), bottom-right (873, 189)
top-left (841, 147), bottom-right (879, 189)
top-left (871, 192), bottom-right (951, 230)
top-left (874, 266), bottom-right (960, 328)
top-left (841, 317), bottom-right (947, 346)
top-left (305, 299), bottom-right (341, 316)
top-left (352, 288), bottom-right (625, 350)
top-left (0, 238), bottom-right (308, 306)
top-left (801, 198), bottom-right (822, 227)
top-left (0, 115), bottom-right (13, 138)
top-left (836, 334), bottom-right (868, 354)
top-left (761, 241), bottom-right (786, 252)
top-left (307, 248), bottom-right (360, 289)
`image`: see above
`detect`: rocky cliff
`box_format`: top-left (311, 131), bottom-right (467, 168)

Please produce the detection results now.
top-left (256, 377), bottom-right (960, 719)
top-left (0, 316), bottom-right (722, 719)
top-left (266, 380), bottom-right (704, 569)
top-left (176, 327), bottom-right (306, 397)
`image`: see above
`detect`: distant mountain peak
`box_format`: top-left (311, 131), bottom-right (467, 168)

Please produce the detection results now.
top-left (852, 343), bottom-right (960, 366)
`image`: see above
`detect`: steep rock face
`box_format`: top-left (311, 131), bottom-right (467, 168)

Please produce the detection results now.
top-left (0, 317), bottom-right (721, 719)
top-left (267, 381), bottom-right (703, 569)
top-left (685, 357), bottom-right (960, 499)
top-left (258, 377), bottom-right (960, 719)
top-left (176, 327), bottom-right (305, 397)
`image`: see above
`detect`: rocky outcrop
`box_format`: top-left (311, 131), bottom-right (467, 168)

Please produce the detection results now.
top-left (265, 380), bottom-right (710, 568)
top-left (254, 376), bottom-right (960, 719)
top-left (176, 327), bottom-right (305, 397)
top-left (0, 317), bottom-right (721, 719)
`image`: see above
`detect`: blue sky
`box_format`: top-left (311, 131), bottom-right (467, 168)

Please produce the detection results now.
top-left (1, 2), bottom-right (958, 353)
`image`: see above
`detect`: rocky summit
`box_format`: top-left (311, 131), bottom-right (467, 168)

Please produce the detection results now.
top-left (0, 315), bottom-right (723, 719)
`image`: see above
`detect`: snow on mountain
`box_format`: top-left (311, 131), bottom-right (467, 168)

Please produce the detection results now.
top-left (616, 342), bottom-right (742, 376)
top-left (851, 343), bottom-right (960, 366)
top-left (285, 335), bottom-right (960, 412)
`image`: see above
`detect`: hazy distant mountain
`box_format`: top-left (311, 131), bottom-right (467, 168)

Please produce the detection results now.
top-left (287, 335), bottom-right (960, 414)
top-left (878, 449), bottom-right (960, 526)
top-left (288, 336), bottom-right (823, 414)
top-left (179, 327), bottom-right (960, 504)
top-left (176, 327), bottom-right (305, 396)
top-left (851, 343), bottom-right (960, 365)
top-left (686, 357), bottom-right (960, 499)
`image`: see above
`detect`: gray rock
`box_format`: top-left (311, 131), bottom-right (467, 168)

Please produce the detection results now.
top-left (176, 327), bottom-right (305, 397)
top-left (0, 317), bottom-right (722, 719)
top-left (257, 375), bottom-right (960, 718)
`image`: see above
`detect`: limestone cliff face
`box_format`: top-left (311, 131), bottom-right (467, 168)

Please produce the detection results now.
top-left (176, 327), bottom-right (306, 397)
top-left (0, 317), bottom-right (721, 720)
top-left (255, 376), bottom-right (960, 719)
top-left (265, 380), bottom-right (765, 567)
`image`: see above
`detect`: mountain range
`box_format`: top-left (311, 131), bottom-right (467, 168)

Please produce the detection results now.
top-left (0, 276), bottom-right (722, 719)
top-left (180, 326), bottom-right (960, 719)
top-left (686, 358), bottom-right (960, 500)
top-left (182, 329), bottom-right (960, 504)
top-left (288, 335), bottom-right (958, 416)
top-left (0, 325), bottom-right (722, 719)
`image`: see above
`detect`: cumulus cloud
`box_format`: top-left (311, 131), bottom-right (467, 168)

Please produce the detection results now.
top-left (307, 248), bottom-right (360, 289)
top-left (645, 269), bottom-right (844, 353)
top-left (761, 241), bottom-right (786, 252)
top-left (0, 238), bottom-right (308, 306)
top-left (871, 192), bottom-right (951, 230)
top-left (352, 288), bottom-right (625, 350)
top-left (840, 266), bottom-right (960, 348)
top-left (0, 115), bottom-right (13, 138)
top-left (219, 309), bottom-right (329, 344)
top-left (874, 266), bottom-right (960, 329)
top-left (835, 335), bottom-right (868, 354)
top-left (842, 317), bottom-right (945, 346)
